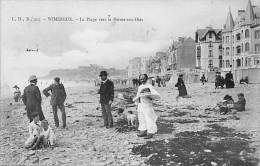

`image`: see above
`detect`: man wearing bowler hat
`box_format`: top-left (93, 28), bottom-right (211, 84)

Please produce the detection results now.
top-left (22, 75), bottom-right (45, 122)
top-left (98, 71), bottom-right (114, 128)
top-left (43, 77), bottom-right (67, 128)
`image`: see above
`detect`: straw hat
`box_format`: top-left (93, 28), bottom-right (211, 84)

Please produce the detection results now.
top-left (133, 89), bottom-right (160, 102)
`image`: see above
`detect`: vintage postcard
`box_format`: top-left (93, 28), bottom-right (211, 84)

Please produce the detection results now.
top-left (1, 0), bottom-right (260, 165)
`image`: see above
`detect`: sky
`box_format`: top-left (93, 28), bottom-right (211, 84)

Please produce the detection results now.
top-left (1, 0), bottom-right (259, 87)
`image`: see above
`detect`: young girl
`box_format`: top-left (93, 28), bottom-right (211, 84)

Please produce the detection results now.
top-left (25, 112), bottom-right (41, 149)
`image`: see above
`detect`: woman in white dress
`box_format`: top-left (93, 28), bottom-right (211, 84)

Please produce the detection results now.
top-left (133, 74), bottom-right (161, 139)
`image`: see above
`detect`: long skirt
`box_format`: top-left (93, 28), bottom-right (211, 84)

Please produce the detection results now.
top-left (137, 104), bottom-right (158, 134)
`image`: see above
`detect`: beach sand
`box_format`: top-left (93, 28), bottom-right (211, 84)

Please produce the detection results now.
top-left (0, 83), bottom-right (259, 165)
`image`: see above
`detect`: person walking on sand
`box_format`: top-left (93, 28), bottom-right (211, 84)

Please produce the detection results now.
top-left (133, 74), bottom-right (161, 139)
top-left (22, 75), bottom-right (45, 122)
top-left (175, 74), bottom-right (189, 101)
top-left (98, 71), bottom-right (114, 128)
top-left (43, 77), bottom-right (67, 128)
top-left (200, 74), bottom-right (206, 85)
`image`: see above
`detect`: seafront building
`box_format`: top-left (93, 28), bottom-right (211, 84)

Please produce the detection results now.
top-left (195, 27), bottom-right (222, 72)
top-left (221, 0), bottom-right (260, 83)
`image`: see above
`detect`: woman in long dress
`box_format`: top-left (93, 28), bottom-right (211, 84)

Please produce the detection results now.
top-left (175, 74), bottom-right (189, 101)
top-left (133, 74), bottom-right (161, 139)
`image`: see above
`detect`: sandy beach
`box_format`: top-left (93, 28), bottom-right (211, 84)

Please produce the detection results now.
top-left (0, 83), bottom-right (260, 166)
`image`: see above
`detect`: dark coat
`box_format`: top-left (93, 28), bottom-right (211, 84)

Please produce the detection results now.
top-left (99, 80), bottom-right (114, 104)
top-left (43, 83), bottom-right (67, 106)
top-left (175, 78), bottom-right (187, 97)
top-left (22, 84), bottom-right (45, 121)
top-left (233, 98), bottom-right (246, 112)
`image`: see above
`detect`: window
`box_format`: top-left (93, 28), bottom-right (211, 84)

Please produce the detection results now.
top-left (226, 36), bottom-right (229, 43)
top-left (209, 41), bottom-right (213, 48)
top-left (237, 59), bottom-right (241, 67)
top-left (226, 47), bottom-right (230, 56)
top-left (255, 44), bottom-right (260, 52)
top-left (245, 29), bottom-right (250, 38)
top-left (197, 46), bottom-right (201, 59)
top-left (209, 50), bottom-right (213, 57)
top-left (255, 30), bottom-right (260, 39)
top-left (245, 42), bottom-right (250, 52)
top-left (222, 36), bottom-right (225, 42)
top-left (208, 60), bottom-right (213, 68)
top-left (254, 57), bottom-right (260, 65)
top-left (241, 43), bottom-right (243, 52)
top-left (236, 46), bottom-right (241, 54)
top-left (226, 60), bottom-right (230, 67)
top-left (236, 33), bottom-right (241, 41)
top-left (209, 32), bottom-right (212, 38)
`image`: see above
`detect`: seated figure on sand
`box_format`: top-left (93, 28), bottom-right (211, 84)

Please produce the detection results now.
top-left (230, 93), bottom-right (246, 114)
top-left (27, 119), bottom-right (56, 150)
top-left (25, 112), bottom-right (42, 149)
top-left (212, 93), bottom-right (246, 115)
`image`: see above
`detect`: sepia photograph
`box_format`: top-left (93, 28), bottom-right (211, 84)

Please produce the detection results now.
top-left (0, 0), bottom-right (260, 165)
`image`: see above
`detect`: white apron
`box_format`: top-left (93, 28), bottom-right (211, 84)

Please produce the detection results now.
top-left (135, 83), bottom-right (160, 134)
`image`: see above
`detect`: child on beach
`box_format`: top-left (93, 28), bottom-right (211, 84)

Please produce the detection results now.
top-left (231, 93), bottom-right (246, 113)
top-left (25, 112), bottom-right (41, 149)
top-left (30, 120), bottom-right (56, 150)
top-left (214, 95), bottom-right (234, 115)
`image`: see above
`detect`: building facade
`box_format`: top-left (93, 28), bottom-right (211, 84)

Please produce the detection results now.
top-left (221, 0), bottom-right (260, 82)
top-left (127, 57), bottom-right (141, 78)
top-left (175, 37), bottom-right (196, 69)
top-left (128, 56), bottom-right (150, 78)
top-left (195, 27), bottom-right (222, 72)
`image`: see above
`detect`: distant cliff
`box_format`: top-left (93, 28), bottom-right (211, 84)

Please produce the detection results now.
top-left (42, 64), bottom-right (127, 81)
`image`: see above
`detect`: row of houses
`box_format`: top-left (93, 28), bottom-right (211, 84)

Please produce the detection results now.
top-left (127, 37), bottom-right (196, 78)
top-left (195, 0), bottom-right (260, 83)
top-left (128, 0), bottom-right (260, 83)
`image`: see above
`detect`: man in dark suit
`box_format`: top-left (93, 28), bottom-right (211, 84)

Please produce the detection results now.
top-left (22, 75), bottom-right (45, 122)
top-left (98, 71), bottom-right (114, 128)
top-left (43, 77), bottom-right (67, 128)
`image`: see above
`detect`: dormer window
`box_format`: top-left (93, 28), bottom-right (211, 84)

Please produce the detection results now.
top-left (209, 32), bottom-right (212, 39)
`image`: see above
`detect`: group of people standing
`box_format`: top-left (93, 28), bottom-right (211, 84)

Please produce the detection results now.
top-left (215, 71), bottom-right (235, 89)
top-left (21, 75), bottom-right (67, 149)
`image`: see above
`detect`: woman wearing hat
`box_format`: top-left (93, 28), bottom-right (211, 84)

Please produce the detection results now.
top-left (22, 75), bottom-right (45, 122)
top-left (133, 74), bottom-right (161, 139)
top-left (13, 85), bottom-right (21, 102)
top-left (175, 74), bottom-right (188, 101)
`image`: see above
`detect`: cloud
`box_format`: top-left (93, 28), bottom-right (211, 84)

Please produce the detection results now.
top-left (1, 47), bottom-right (90, 85)
top-left (69, 28), bottom-right (169, 68)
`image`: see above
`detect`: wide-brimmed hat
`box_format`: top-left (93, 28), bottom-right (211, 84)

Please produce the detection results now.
top-left (29, 75), bottom-right (37, 82)
top-left (133, 89), bottom-right (160, 102)
top-left (99, 71), bottom-right (108, 77)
